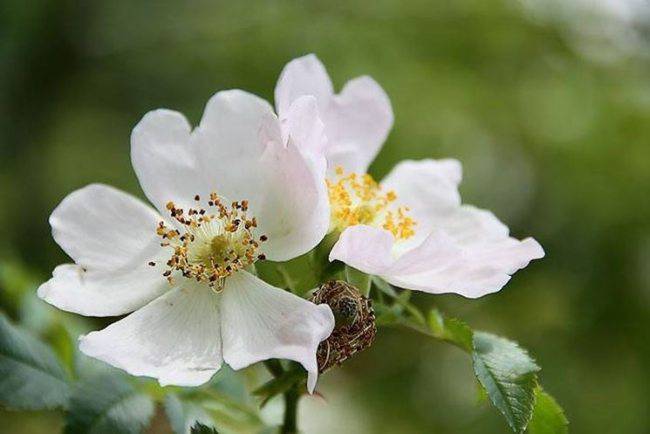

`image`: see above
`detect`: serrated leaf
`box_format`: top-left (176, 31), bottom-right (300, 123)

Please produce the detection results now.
top-left (65, 373), bottom-right (154, 434)
top-left (191, 422), bottom-right (219, 433)
top-left (528, 387), bottom-right (568, 434)
top-left (165, 394), bottom-right (217, 434)
top-left (427, 309), bottom-right (473, 352)
top-left (0, 312), bottom-right (71, 409)
top-left (472, 332), bottom-right (540, 432)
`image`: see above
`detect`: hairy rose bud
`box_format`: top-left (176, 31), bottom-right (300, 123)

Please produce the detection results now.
top-left (310, 280), bottom-right (377, 373)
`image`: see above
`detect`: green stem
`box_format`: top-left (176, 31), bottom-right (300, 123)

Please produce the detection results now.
top-left (264, 360), bottom-right (300, 433)
top-left (263, 359), bottom-right (285, 377)
top-left (281, 385), bottom-right (299, 434)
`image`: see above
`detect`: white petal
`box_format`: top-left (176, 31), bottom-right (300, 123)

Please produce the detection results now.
top-left (40, 184), bottom-right (169, 316)
top-left (79, 284), bottom-right (222, 386)
top-left (275, 54), bottom-right (334, 117)
top-left (330, 226), bottom-right (461, 277)
top-left (331, 159), bottom-right (544, 298)
top-left (322, 76), bottom-right (394, 173)
top-left (387, 204), bottom-right (545, 298)
top-left (49, 183), bottom-right (163, 270)
top-left (328, 225), bottom-right (395, 275)
top-left (381, 159), bottom-right (462, 233)
top-left (131, 109), bottom-right (197, 214)
top-left (193, 90), bottom-right (330, 261)
top-left (280, 95), bottom-right (327, 167)
top-left (220, 271), bottom-right (334, 393)
top-left (385, 234), bottom-right (544, 298)
top-left (38, 263), bottom-right (169, 317)
top-left (132, 90), bottom-right (330, 261)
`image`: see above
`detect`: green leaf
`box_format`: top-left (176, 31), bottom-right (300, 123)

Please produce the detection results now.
top-left (253, 368), bottom-right (304, 407)
top-left (65, 373), bottom-right (155, 434)
top-left (426, 309), bottom-right (474, 352)
top-left (472, 332), bottom-right (541, 433)
top-left (165, 394), bottom-right (217, 434)
top-left (528, 387), bottom-right (569, 434)
top-left (0, 312), bottom-right (71, 410)
top-left (344, 265), bottom-right (371, 296)
top-left (190, 422), bottom-right (219, 433)
top-left (372, 277), bottom-right (397, 298)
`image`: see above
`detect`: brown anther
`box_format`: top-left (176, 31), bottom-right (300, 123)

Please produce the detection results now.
top-left (194, 195), bottom-right (200, 201)
top-left (163, 270), bottom-right (172, 277)
top-left (260, 235), bottom-right (268, 242)
top-left (166, 201), bottom-right (175, 210)
top-left (148, 261), bottom-right (156, 266)
top-left (257, 254), bottom-right (266, 260)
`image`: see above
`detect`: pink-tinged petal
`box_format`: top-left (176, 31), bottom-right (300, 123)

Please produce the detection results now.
top-left (79, 284), bottom-right (222, 387)
top-left (330, 226), bottom-right (462, 277)
top-left (132, 90), bottom-right (330, 262)
top-left (40, 184), bottom-right (170, 316)
top-left (220, 271), bottom-right (334, 393)
top-left (193, 90), bottom-right (330, 260)
top-left (276, 55), bottom-right (393, 174)
top-left (331, 158), bottom-right (544, 298)
top-left (385, 205), bottom-right (544, 298)
top-left (280, 95), bottom-right (327, 168)
top-left (322, 76), bottom-right (394, 173)
top-left (385, 234), bottom-right (543, 298)
top-left (381, 159), bottom-right (462, 235)
top-left (275, 54), bottom-right (333, 116)
top-left (329, 225), bottom-right (395, 275)
top-left (389, 230), bottom-right (462, 276)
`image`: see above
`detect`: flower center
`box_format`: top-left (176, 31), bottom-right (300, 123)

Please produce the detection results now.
top-left (327, 167), bottom-right (416, 240)
top-left (150, 193), bottom-right (267, 290)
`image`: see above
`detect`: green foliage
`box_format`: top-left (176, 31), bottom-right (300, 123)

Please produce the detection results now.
top-left (345, 266), bottom-right (372, 296)
top-left (190, 422), bottom-right (219, 434)
top-left (472, 332), bottom-right (540, 433)
top-left (374, 279), bottom-right (560, 433)
top-left (427, 308), bottom-right (474, 352)
top-left (64, 373), bottom-right (154, 434)
top-left (165, 394), bottom-right (218, 434)
top-left (528, 387), bottom-right (569, 434)
top-left (253, 366), bottom-right (304, 407)
top-left (0, 312), bottom-right (71, 410)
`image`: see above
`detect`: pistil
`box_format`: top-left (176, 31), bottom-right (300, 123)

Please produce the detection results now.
top-left (151, 193), bottom-right (267, 290)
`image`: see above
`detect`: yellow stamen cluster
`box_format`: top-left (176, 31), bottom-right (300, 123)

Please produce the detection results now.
top-left (150, 193), bottom-right (267, 290)
top-left (327, 167), bottom-right (416, 240)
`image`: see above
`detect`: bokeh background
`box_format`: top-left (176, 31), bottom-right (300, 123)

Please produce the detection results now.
top-left (2, 0), bottom-right (650, 433)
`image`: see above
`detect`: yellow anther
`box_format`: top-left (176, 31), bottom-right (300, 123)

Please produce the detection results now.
top-left (327, 166), bottom-right (417, 240)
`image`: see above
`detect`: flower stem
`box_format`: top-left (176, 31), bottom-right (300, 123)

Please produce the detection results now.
top-left (281, 385), bottom-right (300, 434)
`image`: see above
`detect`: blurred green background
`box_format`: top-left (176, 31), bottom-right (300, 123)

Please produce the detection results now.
top-left (2, 0), bottom-right (649, 433)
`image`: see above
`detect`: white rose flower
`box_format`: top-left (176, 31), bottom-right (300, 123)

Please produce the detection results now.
top-left (275, 55), bottom-right (544, 298)
top-left (38, 90), bottom-right (335, 392)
